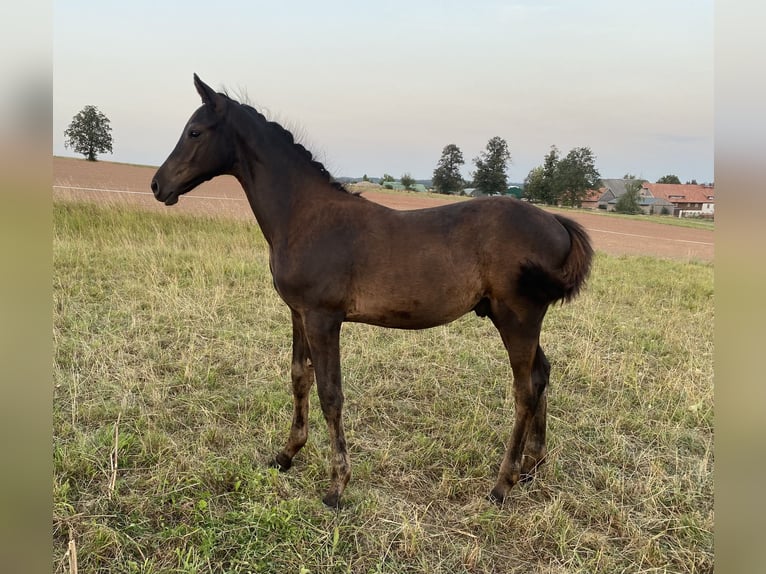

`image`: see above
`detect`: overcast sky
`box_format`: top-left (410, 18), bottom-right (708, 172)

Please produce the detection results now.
top-left (53, 0), bottom-right (713, 183)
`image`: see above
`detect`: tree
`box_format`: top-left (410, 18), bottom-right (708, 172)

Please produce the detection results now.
top-left (541, 145), bottom-right (561, 204)
top-left (556, 147), bottom-right (601, 207)
top-left (524, 145), bottom-right (601, 206)
top-left (401, 173), bottom-right (415, 190)
top-left (657, 174), bottom-right (681, 184)
top-left (473, 136), bottom-right (511, 194)
top-left (523, 145), bottom-right (562, 205)
top-left (64, 105), bottom-right (113, 161)
top-left (432, 143), bottom-right (465, 194)
top-left (380, 173), bottom-right (395, 184)
top-left (615, 174), bottom-right (644, 214)
top-left (523, 166), bottom-right (545, 202)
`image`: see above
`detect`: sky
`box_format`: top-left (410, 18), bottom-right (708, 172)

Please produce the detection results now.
top-left (53, 0), bottom-right (713, 184)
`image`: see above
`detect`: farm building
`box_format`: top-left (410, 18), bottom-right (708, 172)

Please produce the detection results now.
top-left (580, 188), bottom-right (603, 209)
top-left (638, 196), bottom-right (676, 215)
top-left (584, 179), bottom-right (714, 218)
top-left (593, 179), bottom-right (652, 210)
top-left (641, 182), bottom-right (715, 218)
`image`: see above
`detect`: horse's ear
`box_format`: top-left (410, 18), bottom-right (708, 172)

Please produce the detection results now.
top-left (194, 74), bottom-right (215, 104)
top-left (193, 74), bottom-right (224, 112)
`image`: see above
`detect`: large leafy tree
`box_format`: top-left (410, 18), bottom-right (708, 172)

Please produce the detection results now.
top-left (472, 136), bottom-right (511, 194)
top-left (64, 105), bottom-right (113, 161)
top-left (541, 145), bottom-right (561, 203)
top-left (432, 144), bottom-right (465, 194)
top-left (523, 166), bottom-right (546, 202)
top-left (524, 145), bottom-right (600, 206)
top-left (657, 174), bottom-right (681, 184)
top-left (556, 147), bottom-right (601, 207)
top-left (525, 145), bottom-right (561, 204)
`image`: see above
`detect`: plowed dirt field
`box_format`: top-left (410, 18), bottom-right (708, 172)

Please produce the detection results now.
top-left (54, 157), bottom-right (713, 262)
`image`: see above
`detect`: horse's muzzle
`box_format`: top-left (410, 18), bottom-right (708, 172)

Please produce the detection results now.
top-left (150, 178), bottom-right (178, 205)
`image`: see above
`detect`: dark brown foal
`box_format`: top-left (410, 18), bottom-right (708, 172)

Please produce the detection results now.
top-left (152, 75), bottom-right (593, 507)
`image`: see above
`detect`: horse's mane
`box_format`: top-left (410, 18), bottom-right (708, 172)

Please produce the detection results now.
top-left (224, 92), bottom-right (351, 194)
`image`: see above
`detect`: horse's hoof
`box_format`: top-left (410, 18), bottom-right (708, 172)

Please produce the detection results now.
top-left (488, 476), bottom-right (516, 505)
top-left (520, 452), bottom-right (546, 481)
top-left (519, 472), bottom-right (535, 484)
top-left (322, 492), bottom-right (342, 509)
top-left (271, 453), bottom-right (292, 472)
top-left (487, 488), bottom-right (507, 506)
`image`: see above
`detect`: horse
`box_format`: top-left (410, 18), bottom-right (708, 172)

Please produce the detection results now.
top-left (151, 75), bottom-right (593, 508)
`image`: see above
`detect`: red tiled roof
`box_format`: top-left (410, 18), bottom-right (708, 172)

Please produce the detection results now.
top-left (642, 183), bottom-right (714, 204)
top-left (582, 188), bottom-right (604, 202)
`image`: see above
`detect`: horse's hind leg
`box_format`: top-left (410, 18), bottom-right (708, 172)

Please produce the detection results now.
top-left (273, 311), bottom-right (315, 471)
top-left (520, 345), bottom-right (550, 482)
top-left (488, 302), bottom-right (549, 502)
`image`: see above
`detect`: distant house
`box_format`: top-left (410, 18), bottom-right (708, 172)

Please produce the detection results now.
top-left (594, 179), bottom-right (651, 211)
top-left (587, 179), bottom-right (683, 215)
top-left (580, 178), bottom-right (714, 217)
top-left (642, 183), bottom-right (715, 218)
top-left (637, 196), bottom-right (675, 215)
top-left (580, 188), bottom-right (603, 210)
top-left (596, 179), bottom-right (630, 209)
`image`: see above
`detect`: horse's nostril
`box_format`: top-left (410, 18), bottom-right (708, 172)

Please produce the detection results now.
top-left (151, 179), bottom-right (159, 195)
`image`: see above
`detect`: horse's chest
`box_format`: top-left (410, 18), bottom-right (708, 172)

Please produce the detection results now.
top-left (269, 250), bottom-right (347, 309)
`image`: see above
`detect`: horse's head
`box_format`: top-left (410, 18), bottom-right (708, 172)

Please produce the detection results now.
top-left (151, 74), bottom-right (237, 206)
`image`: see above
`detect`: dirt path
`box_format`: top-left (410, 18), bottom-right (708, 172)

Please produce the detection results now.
top-left (54, 157), bottom-right (713, 262)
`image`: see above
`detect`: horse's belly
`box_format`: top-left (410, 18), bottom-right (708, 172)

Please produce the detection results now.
top-left (345, 294), bottom-right (477, 330)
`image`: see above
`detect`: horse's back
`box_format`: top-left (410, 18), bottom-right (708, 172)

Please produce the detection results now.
top-left (384, 196), bottom-right (573, 264)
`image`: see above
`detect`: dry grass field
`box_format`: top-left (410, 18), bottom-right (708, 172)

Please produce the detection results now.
top-left (53, 158), bottom-right (713, 573)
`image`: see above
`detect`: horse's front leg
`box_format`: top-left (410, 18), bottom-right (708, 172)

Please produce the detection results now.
top-left (273, 311), bottom-right (315, 471)
top-left (302, 312), bottom-right (349, 508)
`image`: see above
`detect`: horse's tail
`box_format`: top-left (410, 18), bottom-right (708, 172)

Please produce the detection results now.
top-left (518, 214), bottom-right (594, 304)
top-left (553, 214), bottom-right (594, 302)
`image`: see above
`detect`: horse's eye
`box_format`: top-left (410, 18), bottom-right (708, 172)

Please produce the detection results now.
top-left (189, 129), bottom-right (201, 138)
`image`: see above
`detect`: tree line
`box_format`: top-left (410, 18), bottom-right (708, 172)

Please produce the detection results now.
top-left (523, 145), bottom-right (600, 207)
top-left (430, 139), bottom-right (601, 204)
top-left (63, 104), bottom-right (696, 206)
top-left (431, 140), bottom-right (693, 213)
top-left (431, 137), bottom-right (511, 195)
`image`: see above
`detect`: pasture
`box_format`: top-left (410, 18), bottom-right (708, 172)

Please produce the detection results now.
top-left (53, 200), bottom-right (713, 573)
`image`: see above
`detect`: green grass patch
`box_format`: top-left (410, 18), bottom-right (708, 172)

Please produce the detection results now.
top-left (54, 201), bottom-right (713, 573)
top-left (548, 205), bottom-right (715, 230)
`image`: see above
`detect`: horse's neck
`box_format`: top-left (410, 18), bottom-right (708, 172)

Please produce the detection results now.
top-left (228, 111), bottom-right (350, 245)
top-left (234, 145), bottom-right (335, 247)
